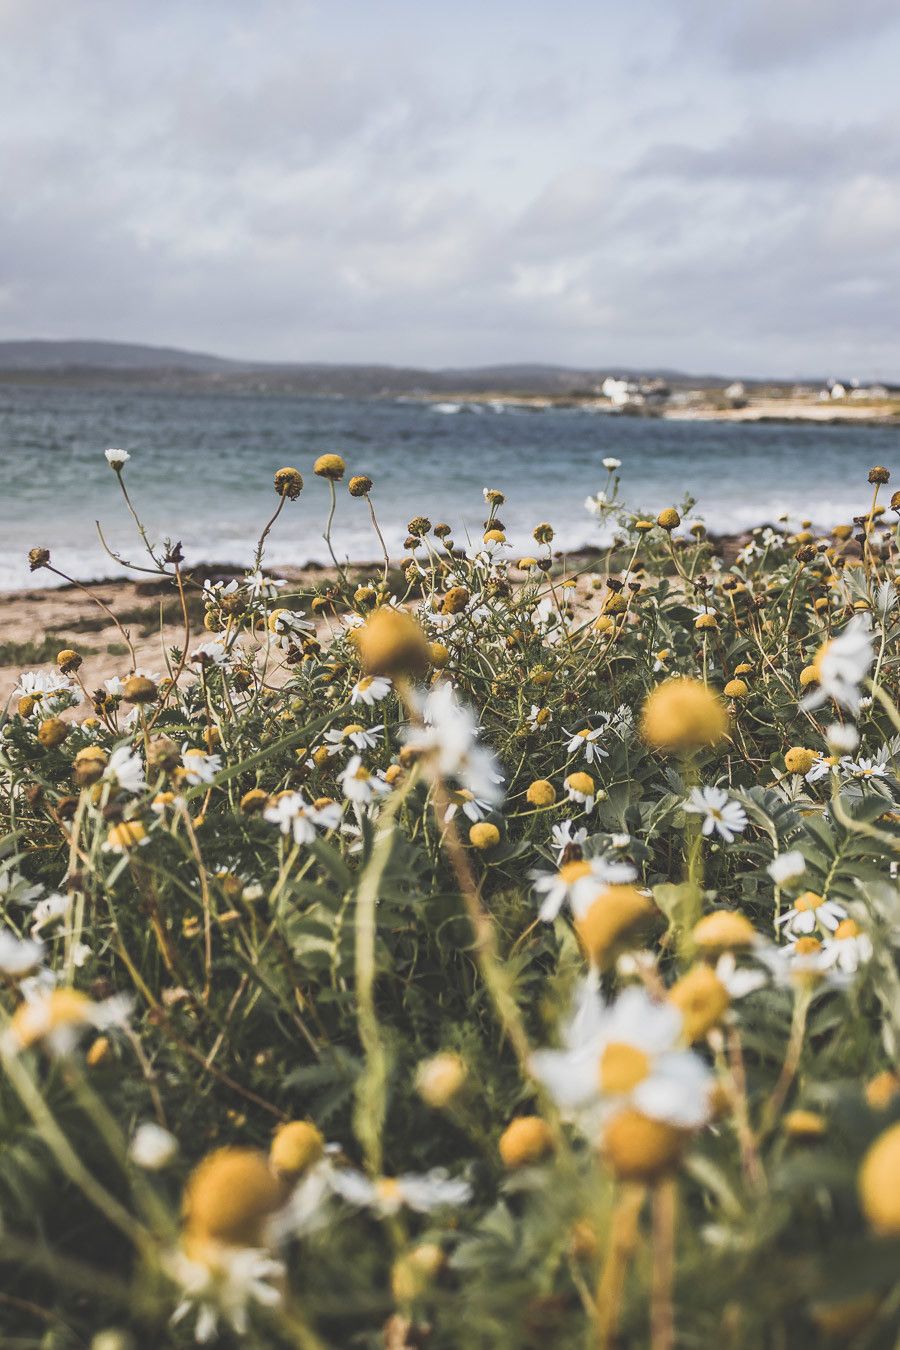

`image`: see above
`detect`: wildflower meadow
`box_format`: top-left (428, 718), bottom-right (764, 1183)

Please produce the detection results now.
top-left (1, 451), bottom-right (899, 1348)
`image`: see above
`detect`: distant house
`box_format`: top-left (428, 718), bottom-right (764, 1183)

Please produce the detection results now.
top-left (849, 384), bottom-right (889, 400)
top-left (827, 380), bottom-right (847, 399)
top-left (601, 376), bottom-right (639, 406)
top-left (724, 381), bottom-right (745, 400)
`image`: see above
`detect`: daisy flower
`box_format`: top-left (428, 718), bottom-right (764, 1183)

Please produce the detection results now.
top-left (338, 755), bottom-right (390, 805)
top-left (3, 986), bottom-right (131, 1057)
top-left (443, 788), bottom-right (494, 824)
top-left (682, 786), bottom-right (748, 843)
top-left (181, 748), bottom-right (223, 786)
top-left (105, 447), bottom-right (130, 469)
top-left (350, 675), bottom-right (392, 706)
top-left (602, 457), bottom-right (622, 470)
top-left (192, 640), bottom-right (230, 667)
top-left (531, 857), bottom-right (637, 922)
top-left (846, 757), bottom-right (888, 780)
top-left (776, 890), bottom-right (847, 938)
top-left (527, 704), bottom-right (552, 732)
top-left (243, 569), bottom-right (287, 601)
top-left (801, 616), bottom-right (874, 714)
top-left (13, 669), bottom-right (81, 713)
top-left (167, 1244), bottom-right (285, 1344)
top-left (821, 919), bottom-right (873, 974)
top-left (531, 983), bottom-right (712, 1133)
top-left (565, 772), bottom-right (597, 813)
top-left (264, 793), bottom-right (342, 845)
top-left (805, 754), bottom-right (841, 783)
top-left (0, 929), bottom-right (44, 978)
top-left (564, 726), bottom-right (608, 765)
top-left (103, 744), bottom-right (146, 795)
top-left (550, 819), bottom-right (588, 862)
top-left (403, 683), bottom-right (504, 805)
top-left (767, 851), bottom-right (806, 884)
top-left (30, 892), bottom-right (72, 937)
top-left (329, 1167), bottom-right (471, 1216)
top-left (324, 723), bottom-right (384, 755)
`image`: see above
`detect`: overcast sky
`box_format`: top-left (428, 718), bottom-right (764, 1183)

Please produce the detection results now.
top-left (1, 0), bottom-right (898, 378)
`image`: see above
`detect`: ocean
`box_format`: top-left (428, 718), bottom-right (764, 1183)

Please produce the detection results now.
top-left (2, 384), bottom-right (896, 590)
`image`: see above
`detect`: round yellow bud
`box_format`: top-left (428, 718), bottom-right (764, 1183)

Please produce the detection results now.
top-left (429, 641), bottom-right (450, 668)
top-left (269, 1121), bottom-right (324, 1179)
top-left (122, 675), bottom-right (157, 704)
top-left (273, 466), bottom-right (303, 499)
top-left (575, 886), bottom-right (655, 969)
top-left (348, 474), bottom-right (373, 496)
top-left (668, 964), bottom-right (730, 1042)
top-left (859, 1123), bottom-right (900, 1235)
top-left (601, 1108), bottom-right (685, 1181)
top-left (866, 1071), bottom-right (900, 1111)
top-left (86, 1035), bottom-right (111, 1067)
top-left (469, 822), bottom-right (500, 850)
top-left (10, 987), bottom-right (94, 1051)
top-left (442, 586), bottom-right (470, 615)
top-left (38, 717), bottom-right (69, 749)
top-left (357, 607), bottom-right (431, 678)
top-left (56, 648), bottom-right (82, 674)
top-left (239, 788), bottom-right (269, 814)
top-left (692, 910), bottom-right (756, 952)
top-left (391, 1243), bottom-right (444, 1303)
top-left (526, 779), bottom-right (556, 807)
top-left (313, 453), bottom-right (346, 480)
top-left (73, 744), bottom-right (108, 786)
top-left (105, 820), bottom-right (147, 851)
top-left (183, 1147), bottom-right (283, 1246)
top-left (798, 665), bottom-right (819, 688)
top-left (783, 1109), bottom-right (826, 1139)
top-left (640, 678), bottom-right (729, 754)
top-left (785, 746), bottom-right (817, 775)
top-left (499, 1116), bottom-right (554, 1168)
top-left (657, 507), bottom-right (681, 531)
top-left (723, 678), bottom-right (748, 699)
top-left (694, 613), bottom-right (718, 631)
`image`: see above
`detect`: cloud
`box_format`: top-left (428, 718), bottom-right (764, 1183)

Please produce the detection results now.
top-left (0, 0), bottom-right (898, 377)
top-left (678, 0), bottom-right (900, 70)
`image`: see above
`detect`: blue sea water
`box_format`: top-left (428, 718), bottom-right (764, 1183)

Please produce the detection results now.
top-left (1, 384), bottom-right (896, 590)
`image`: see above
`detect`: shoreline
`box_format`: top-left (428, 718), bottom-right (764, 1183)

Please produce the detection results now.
top-left (416, 391), bottom-right (900, 426)
top-left (0, 529), bottom-right (758, 702)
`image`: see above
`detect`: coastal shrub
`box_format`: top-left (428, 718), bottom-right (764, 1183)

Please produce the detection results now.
top-left (0, 455), bottom-right (899, 1346)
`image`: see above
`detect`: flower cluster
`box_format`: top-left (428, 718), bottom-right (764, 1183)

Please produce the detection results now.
top-left (1, 452), bottom-right (898, 1345)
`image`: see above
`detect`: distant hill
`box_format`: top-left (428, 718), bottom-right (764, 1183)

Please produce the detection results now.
top-left (0, 339), bottom-right (239, 373)
top-left (0, 339), bottom-right (755, 394)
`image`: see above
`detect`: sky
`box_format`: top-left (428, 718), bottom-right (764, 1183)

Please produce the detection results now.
top-left (1, 0), bottom-right (899, 378)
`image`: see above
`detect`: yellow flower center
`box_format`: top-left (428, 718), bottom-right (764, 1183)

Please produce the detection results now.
top-left (353, 766), bottom-right (370, 781)
top-left (794, 936), bottom-right (822, 956)
top-left (376, 1178), bottom-right (402, 1204)
top-left (559, 860), bottom-right (593, 884)
top-left (343, 723), bottom-right (365, 736)
top-left (795, 891), bottom-right (824, 912)
top-left (834, 919), bottom-right (860, 940)
top-left (599, 1042), bottom-right (651, 1094)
